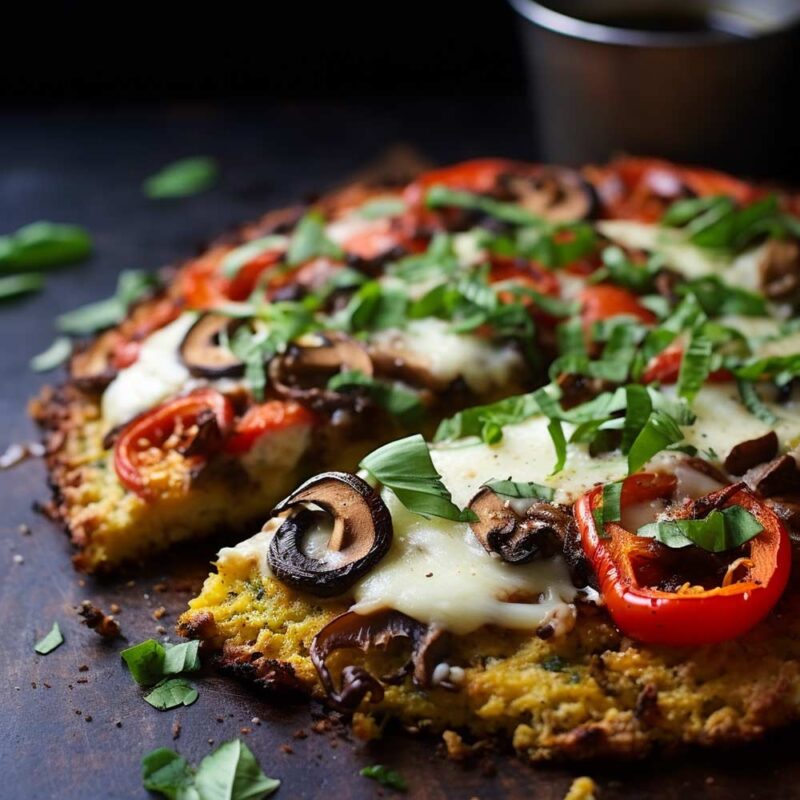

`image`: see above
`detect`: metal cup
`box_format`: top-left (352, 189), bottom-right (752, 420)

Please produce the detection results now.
top-left (508, 0), bottom-right (800, 177)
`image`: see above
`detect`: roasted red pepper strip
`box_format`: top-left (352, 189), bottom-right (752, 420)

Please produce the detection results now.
top-left (575, 476), bottom-right (791, 647)
top-left (224, 400), bottom-right (317, 455)
top-left (114, 388), bottom-right (234, 499)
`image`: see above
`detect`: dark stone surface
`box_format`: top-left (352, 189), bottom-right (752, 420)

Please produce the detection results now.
top-left (1, 102), bottom-right (799, 799)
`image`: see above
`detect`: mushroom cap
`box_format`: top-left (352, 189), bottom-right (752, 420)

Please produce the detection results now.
top-left (179, 313), bottom-right (245, 378)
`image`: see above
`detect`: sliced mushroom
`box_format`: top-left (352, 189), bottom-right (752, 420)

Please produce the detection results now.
top-left (467, 488), bottom-right (572, 564)
top-left (268, 472), bottom-right (392, 597)
top-left (269, 332), bottom-right (373, 407)
top-left (179, 313), bottom-right (245, 378)
top-left (724, 431), bottom-right (779, 476)
top-left (368, 342), bottom-right (449, 392)
top-left (310, 609), bottom-right (448, 711)
top-left (759, 239), bottom-right (800, 307)
top-left (499, 166), bottom-right (597, 222)
top-left (69, 330), bottom-right (122, 391)
top-left (745, 454), bottom-right (800, 498)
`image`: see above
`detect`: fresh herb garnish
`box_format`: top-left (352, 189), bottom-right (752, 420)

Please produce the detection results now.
top-left (286, 210), bottom-right (343, 265)
top-left (0, 272), bottom-right (44, 300)
top-left (360, 765), bottom-right (407, 792)
top-left (676, 332), bottom-right (713, 402)
top-left (678, 276), bottom-right (767, 317)
top-left (434, 391), bottom-right (541, 444)
top-left (327, 370), bottom-right (423, 425)
top-left (30, 336), bottom-right (71, 372)
top-left (736, 379), bottom-right (778, 425)
top-left (356, 197), bottom-right (407, 220)
top-left (56, 270), bottom-right (158, 334)
top-left (142, 739), bottom-right (280, 800)
top-left (359, 434), bottom-right (476, 522)
top-left (336, 281), bottom-right (408, 332)
top-left (143, 156), bottom-right (218, 199)
top-left (637, 505), bottom-right (763, 552)
top-left (601, 481), bottom-right (623, 524)
top-left (484, 478), bottom-right (554, 501)
top-left (0, 222), bottom-right (91, 271)
top-left (34, 621), bottom-right (64, 655)
top-left (121, 639), bottom-right (200, 686)
top-left (425, 185), bottom-right (541, 226)
top-left (589, 246), bottom-right (659, 293)
top-left (144, 678), bottom-right (199, 711)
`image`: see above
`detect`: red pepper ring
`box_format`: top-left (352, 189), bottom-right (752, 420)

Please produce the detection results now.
top-left (114, 388), bottom-right (234, 499)
top-left (575, 476), bottom-right (791, 647)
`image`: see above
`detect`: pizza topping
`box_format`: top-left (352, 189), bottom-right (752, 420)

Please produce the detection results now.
top-left (724, 431), bottom-right (779, 475)
top-left (576, 477), bottom-right (791, 646)
top-left (310, 609), bottom-right (448, 710)
top-left (269, 332), bottom-right (373, 408)
top-left (497, 166), bottom-right (597, 223)
top-left (268, 472), bottom-right (393, 597)
top-left (179, 312), bottom-right (245, 377)
top-left (467, 487), bottom-right (571, 564)
top-left (70, 329), bottom-right (126, 391)
top-left (759, 238), bottom-right (800, 307)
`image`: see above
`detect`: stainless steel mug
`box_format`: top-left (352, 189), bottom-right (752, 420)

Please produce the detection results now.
top-left (508, 0), bottom-right (800, 177)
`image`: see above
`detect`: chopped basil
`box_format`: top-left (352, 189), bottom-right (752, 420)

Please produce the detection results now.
top-left (601, 481), bottom-right (623, 524)
top-left (220, 236), bottom-right (287, 279)
top-left (484, 478), bottom-right (554, 501)
top-left (286, 210), bottom-right (343, 265)
top-left (121, 639), bottom-right (200, 687)
top-left (637, 505), bottom-right (763, 552)
top-left (435, 392), bottom-right (540, 444)
top-left (356, 197), bottom-right (407, 219)
top-left (34, 621), bottom-right (64, 655)
top-left (56, 270), bottom-right (158, 334)
top-left (0, 272), bottom-right (44, 300)
top-left (359, 434), bottom-right (476, 522)
top-left (142, 740), bottom-right (280, 800)
top-left (337, 281), bottom-right (408, 332)
top-left (143, 156), bottom-right (218, 199)
top-left (0, 222), bottom-right (91, 271)
top-left (621, 385), bottom-right (651, 454)
top-left (327, 370), bottom-right (423, 425)
top-left (547, 418), bottom-right (567, 475)
top-left (679, 276), bottom-right (767, 317)
top-left (30, 336), bottom-right (71, 372)
top-left (626, 409), bottom-right (684, 475)
top-left (588, 246), bottom-right (659, 293)
top-left (360, 765), bottom-right (408, 792)
top-left (676, 333), bottom-right (712, 402)
top-left (425, 185), bottom-right (541, 226)
top-left (389, 233), bottom-right (458, 283)
top-left (144, 678), bottom-right (199, 711)
top-left (736, 379), bottom-right (778, 425)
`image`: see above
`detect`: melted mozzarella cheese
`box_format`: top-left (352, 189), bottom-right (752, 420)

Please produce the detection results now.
top-left (597, 220), bottom-right (766, 293)
top-left (369, 318), bottom-right (523, 395)
top-left (101, 313), bottom-right (197, 429)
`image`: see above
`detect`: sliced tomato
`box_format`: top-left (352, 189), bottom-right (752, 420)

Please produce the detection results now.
top-left (225, 400), bottom-right (317, 455)
top-left (579, 284), bottom-right (655, 328)
top-left (227, 249), bottom-right (284, 301)
top-left (114, 389), bottom-right (234, 499)
top-left (641, 343), bottom-right (732, 385)
top-left (403, 158), bottom-right (518, 208)
top-left (489, 255), bottom-right (560, 297)
top-left (575, 477), bottom-right (791, 646)
top-left (110, 339), bottom-right (141, 370)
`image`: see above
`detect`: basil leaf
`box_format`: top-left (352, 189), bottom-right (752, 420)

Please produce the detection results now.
top-left (142, 740), bottom-right (280, 800)
top-left (627, 409), bottom-right (684, 475)
top-left (337, 281), bottom-right (408, 332)
top-left (676, 333), bottom-right (712, 402)
top-left (359, 434), bottom-right (476, 522)
top-left (56, 270), bottom-right (158, 334)
top-left (162, 640), bottom-right (201, 675)
top-left (144, 678), bottom-right (199, 711)
top-left (142, 748), bottom-right (194, 800)
top-left (434, 392), bottom-right (541, 444)
top-left (589, 246), bottom-right (658, 293)
top-left (736, 379), bottom-right (778, 425)
top-left (356, 197), bottom-right (407, 220)
top-left (328, 370), bottom-right (423, 425)
top-left (286, 210), bottom-right (343, 266)
top-left (143, 156), bottom-right (218, 199)
top-left (34, 621), bottom-right (63, 655)
top-left (679, 276), bottom-right (766, 317)
top-left (621, 384), bottom-right (652, 454)
top-left (484, 478), bottom-right (554, 501)
top-left (194, 739), bottom-right (280, 800)
top-left (662, 196), bottom-right (724, 227)
top-left (390, 233), bottom-right (458, 283)
top-left (547, 418), bottom-right (567, 475)
top-left (0, 272), bottom-right (43, 300)
top-left (30, 336), bottom-right (71, 372)
top-left (637, 505), bottom-right (763, 552)
top-left (0, 222), bottom-right (91, 271)
top-left (425, 185), bottom-right (541, 226)
top-left (360, 765), bottom-right (408, 792)
top-left (220, 236), bottom-right (287, 279)
top-left (122, 640), bottom-right (167, 686)
top-left (601, 481), bottom-right (623, 524)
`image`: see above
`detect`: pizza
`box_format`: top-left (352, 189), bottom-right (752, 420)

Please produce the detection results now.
top-left (172, 157), bottom-right (800, 760)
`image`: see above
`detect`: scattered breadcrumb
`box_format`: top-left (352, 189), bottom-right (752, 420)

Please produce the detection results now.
top-left (18, 524), bottom-right (31, 535)
top-left (12, 554), bottom-right (24, 565)
top-left (78, 601), bottom-right (121, 640)
top-left (172, 720), bottom-right (181, 740)
top-left (240, 727), bottom-right (252, 735)
top-left (564, 776), bottom-right (599, 800)
top-left (109, 603), bottom-right (121, 614)
top-left (280, 744), bottom-right (293, 754)
top-left (152, 606), bottom-right (167, 620)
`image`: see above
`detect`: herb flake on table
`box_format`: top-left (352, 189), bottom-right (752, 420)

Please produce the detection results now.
top-left (30, 336), bottom-right (72, 372)
top-left (143, 156), bottom-right (219, 199)
top-left (0, 221), bottom-right (92, 271)
top-left (121, 639), bottom-right (200, 686)
top-left (144, 678), bottom-right (199, 711)
top-left (34, 621), bottom-right (64, 655)
top-left (142, 739), bottom-right (280, 799)
top-left (360, 764), bottom-right (408, 792)
top-left (0, 272), bottom-right (44, 301)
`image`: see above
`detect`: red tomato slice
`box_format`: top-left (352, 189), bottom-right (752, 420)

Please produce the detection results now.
top-left (579, 284), bottom-right (655, 328)
top-left (641, 343), bottom-right (732, 385)
top-left (225, 400), bottom-right (317, 455)
top-left (114, 389), bottom-right (234, 499)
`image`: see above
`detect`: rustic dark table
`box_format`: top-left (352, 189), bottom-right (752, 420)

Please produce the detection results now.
top-left (1, 100), bottom-right (799, 799)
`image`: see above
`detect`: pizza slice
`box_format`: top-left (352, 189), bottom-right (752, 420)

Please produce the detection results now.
top-left (178, 157), bottom-right (800, 759)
